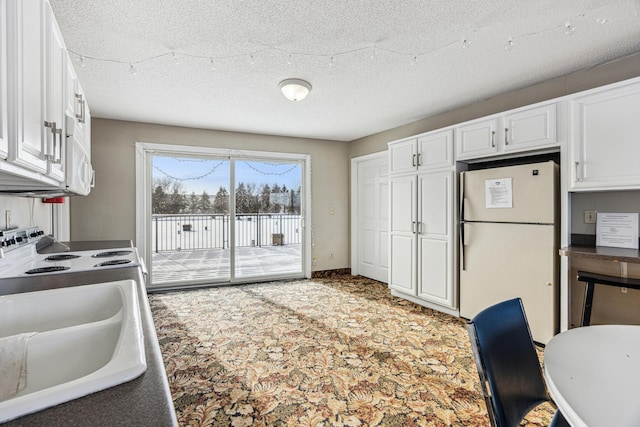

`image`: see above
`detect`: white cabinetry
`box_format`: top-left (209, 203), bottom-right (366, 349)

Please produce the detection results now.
top-left (389, 129), bottom-right (453, 174)
top-left (1, 0), bottom-right (92, 193)
top-left (0, 0), bottom-right (8, 159)
top-left (65, 55), bottom-right (90, 155)
top-left (456, 103), bottom-right (557, 160)
top-left (570, 79), bottom-right (640, 191)
top-left (388, 129), bottom-right (457, 314)
top-left (45, 4), bottom-right (66, 182)
top-left (6, 0), bottom-right (51, 176)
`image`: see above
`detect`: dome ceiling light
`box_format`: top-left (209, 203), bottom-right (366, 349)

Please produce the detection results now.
top-left (279, 79), bottom-right (312, 102)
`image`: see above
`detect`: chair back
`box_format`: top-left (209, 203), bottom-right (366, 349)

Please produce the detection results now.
top-left (467, 298), bottom-right (549, 427)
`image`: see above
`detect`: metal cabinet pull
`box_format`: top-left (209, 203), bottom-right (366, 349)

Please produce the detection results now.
top-left (75, 93), bottom-right (86, 123)
top-left (491, 130), bottom-right (495, 148)
top-left (411, 221), bottom-right (416, 234)
top-left (574, 161), bottom-right (580, 182)
top-left (504, 127), bottom-right (509, 145)
top-left (417, 153), bottom-right (421, 167)
top-left (43, 121), bottom-right (62, 164)
top-left (412, 154), bottom-right (416, 167)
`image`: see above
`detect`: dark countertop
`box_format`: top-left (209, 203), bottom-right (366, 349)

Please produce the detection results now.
top-left (0, 266), bottom-right (178, 426)
top-left (560, 245), bottom-right (640, 264)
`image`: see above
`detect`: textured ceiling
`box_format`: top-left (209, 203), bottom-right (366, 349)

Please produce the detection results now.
top-left (49, 0), bottom-right (640, 142)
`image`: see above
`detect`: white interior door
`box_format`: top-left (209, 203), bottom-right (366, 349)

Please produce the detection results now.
top-left (351, 152), bottom-right (388, 283)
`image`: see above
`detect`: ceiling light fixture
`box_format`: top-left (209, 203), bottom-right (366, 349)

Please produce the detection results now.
top-left (279, 79), bottom-right (312, 102)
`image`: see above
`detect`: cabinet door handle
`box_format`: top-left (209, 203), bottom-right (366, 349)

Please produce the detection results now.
top-left (411, 221), bottom-right (416, 234)
top-left (53, 128), bottom-right (62, 164)
top-left (574, 161), bottom-right (580, 182)
top-left (504, 127), bottom-right (509, 145)
top-left (75, 94), bottom-right (86, 123)
top-left (43, 121), bottom-right (62, 164)
top-left (412, 154), bottom-right (416, 167)
top-left (417, 153), bottom-right (421, 167)
top-left (491, 130), bottom-right (495, 148)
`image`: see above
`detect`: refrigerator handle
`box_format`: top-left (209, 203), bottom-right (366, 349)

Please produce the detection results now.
top-left (460, 222), bottom-right (465, 271)
top-left (460, 171), bottom-right (466, 270)
top-left (460, 171), bottom-right (465, 223)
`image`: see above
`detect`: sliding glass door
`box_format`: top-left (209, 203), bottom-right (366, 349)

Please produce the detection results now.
top-left (150, 154), bottom-right (232, 285)
top-left (234, 159), bottom-right (303, 280)
top-left (139, 144), bottom-right (308, 289)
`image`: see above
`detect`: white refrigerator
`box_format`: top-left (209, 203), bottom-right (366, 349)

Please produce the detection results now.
top-left (459, 161), bottom-right (559, 344)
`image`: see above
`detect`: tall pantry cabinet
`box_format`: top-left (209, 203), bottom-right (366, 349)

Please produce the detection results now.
top-left (388, 129), bottom-right (459, 315)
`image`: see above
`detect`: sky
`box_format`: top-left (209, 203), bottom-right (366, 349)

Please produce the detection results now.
top-left (152, 155), bottom-right (301, 195)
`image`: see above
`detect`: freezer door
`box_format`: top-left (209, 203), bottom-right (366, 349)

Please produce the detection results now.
top-left (461, 161), bottom-right (558, 224)
top-left (460, 222), bottom-right (558, 344)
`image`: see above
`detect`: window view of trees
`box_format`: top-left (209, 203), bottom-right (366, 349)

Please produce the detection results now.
top-left (152, 177), bottom-right (301, 215)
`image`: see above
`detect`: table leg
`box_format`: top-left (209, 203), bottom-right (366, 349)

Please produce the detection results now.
top-left (581, 281), bottom-right (595, 327)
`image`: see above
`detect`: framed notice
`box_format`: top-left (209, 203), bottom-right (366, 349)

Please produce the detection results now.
top-left (596, 212), bottom-right (639, 249)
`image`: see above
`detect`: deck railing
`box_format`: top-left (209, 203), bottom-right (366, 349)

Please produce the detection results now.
top-left (151, 213), bottom-right (302, 253)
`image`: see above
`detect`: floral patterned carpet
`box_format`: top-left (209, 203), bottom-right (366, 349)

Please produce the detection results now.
top-left (149, 275), bottom-right (555, 426)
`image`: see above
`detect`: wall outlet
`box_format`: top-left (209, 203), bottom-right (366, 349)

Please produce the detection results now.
top-left (622, 287), bottom-right (628, 294)
top-left (329, 251), bottom-right (334, 259)
top-left (584, 210), bottom-right (597, 224)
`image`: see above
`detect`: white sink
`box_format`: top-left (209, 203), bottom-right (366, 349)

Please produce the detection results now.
top-left (0, 280), bottom-right (147, 423)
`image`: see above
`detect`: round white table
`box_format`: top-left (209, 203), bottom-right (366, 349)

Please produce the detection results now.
top-left (544, 325), bottom-right (640, 427)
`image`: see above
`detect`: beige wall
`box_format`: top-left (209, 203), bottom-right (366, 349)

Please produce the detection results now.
top-left (349, 52), bottom-right (640, 159)
top-left (70, 119), bottom-right (350, 272)
top-left (0, 195), bottom-right (52, 233)
top-left (70, 52), bottom-right (640, 276)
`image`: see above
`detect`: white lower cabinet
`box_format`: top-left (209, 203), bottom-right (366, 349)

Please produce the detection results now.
top-left (389, 170), bottom-right (457, 313)
top-left (570, 78), bottom-right (640, 190)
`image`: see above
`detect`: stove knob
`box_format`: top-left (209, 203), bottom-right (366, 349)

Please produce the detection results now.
top-left (16, 236), bottom-right (23, 243)
top-left (30, 232), bottom-right (38, 238)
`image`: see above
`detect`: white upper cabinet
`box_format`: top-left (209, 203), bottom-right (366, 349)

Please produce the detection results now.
top-left (455, 118), bottom-right (498, 159)
top-left (417, 130), bottom-right (454, 170)
top-left (1, 0), bottom-right (92, 192)
top-left (456, 103), bottom-right (557, 160)
top-left (570, 78), bottom-right (640, 191)
top-left (388, 139), bottom-right (417, 175)
top-left (65, 55), bottom-right (90, 155)
top-left (6, 0), bottom-right (50, 176)
top-left (0, 1), bottom-right (8, 159)
top-left (503, 104), bottom-right (557, 152)
top-left (388, 129), bottom-right (453, 175)
top-left (45, 2), bottom-right (66, 182)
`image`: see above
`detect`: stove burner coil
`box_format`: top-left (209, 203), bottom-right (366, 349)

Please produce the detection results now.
top-left (45, 254), bottom-right (81, 261)
top-left (25, 266), bottom-right (71, 274)
top-left (92, 250), bottom-right (133, 258)
top-left (94, 259), bottom-right (132, 267)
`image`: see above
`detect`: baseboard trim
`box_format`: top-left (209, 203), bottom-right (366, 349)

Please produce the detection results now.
top-left (311, 268), bottom-right (351, 278)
